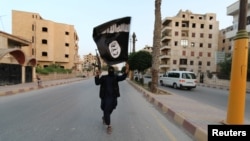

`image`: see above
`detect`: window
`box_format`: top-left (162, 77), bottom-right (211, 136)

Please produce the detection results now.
top-left (65, 54), bottom-right (69, 58)
top-left (191, 51), bottom-right (194, 56)
top-left (180, 59), bottom-right (187, 65)
top-left (199, 52), bottom-right (203, 56)
top-left (42, 52), bottom-right (47, 56)
top-left (42, 39), bottom-right (47, 44)
top-left (191, 42), bottom-right (195, 47)
top-left (168, 72), bottom-right (180, 78)
top-left (209, 25), bottom-right (213, 29)
top-left (192, 33), bottom-right (195, 37)
top-left (200, 24), bottom-right (204, 29)
top-left (174, 41), bottom-right (178, 46)
top-left (173, 60), bottom-right (177, 64)
top-left (192, 23), bottom-right (196, 28)
top-left (65, 31), bottom-right (69, 35)
top-left (182, 51), bottom-right (186, 56)
top-left (65, 43), bottom-right (69, 47)
top-left (175, 22), bottom-right (179, 27)
top-left (175, 31), bottom-right (179, 36)
top-left (209, 34), bottom-right (212, 39)
top-left (190, 61), bottom-right (194, 65)
top-left (182, 73), bottom-right (195, 79)
top-left (208, 43), bottom-right (212, 48)
top-left (181, 39), bottom-right (188, 47)
top-left (199, 43), bottom-right (203, 48)
top-left (32, 24), bottom-right (35, 31)
top-left (42, 27), bottom-right (48, 32)
top-left (200, 33), bottom-right (204, 38)
top-left (198, 61), bottom-right (202, 66)
top-left (207, 52), bottom-right (211, 57)
top-left (207, 61), bottom-right (211, 66)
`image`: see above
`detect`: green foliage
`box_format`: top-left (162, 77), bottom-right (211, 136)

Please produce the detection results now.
top-left (218, 58), bottom-right (232, 79)
top-left (36, 64), bottom-right (72, 75)
top-left (128, 51), bottom-right (152, 72)
top-left (218, 49), bottom-right (250, 80)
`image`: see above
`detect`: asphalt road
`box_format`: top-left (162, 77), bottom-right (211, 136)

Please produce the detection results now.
top-left (0, 79), bottom-right (194, 141)
top-left (159, 84), bottom-right (250, 121)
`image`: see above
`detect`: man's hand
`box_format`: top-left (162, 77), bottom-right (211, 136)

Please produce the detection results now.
top-left (95, 70), bottom-right (101, 76)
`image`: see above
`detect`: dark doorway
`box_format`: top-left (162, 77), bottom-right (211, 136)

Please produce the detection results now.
top-left (0, 63), bottom-right (21, 85)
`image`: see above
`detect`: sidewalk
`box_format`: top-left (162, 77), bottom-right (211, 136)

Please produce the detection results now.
top-left (128, 80), bottom-right (250, 141)
top-left (0, 77), bottom-right (84, 96)
top-left (0, 78), bottom-right (249, 141)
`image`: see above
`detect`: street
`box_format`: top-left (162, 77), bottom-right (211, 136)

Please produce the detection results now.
top-left (159, 84), bottom-right (250, 121)
top-left (0, 79), bottom-right (194, 141)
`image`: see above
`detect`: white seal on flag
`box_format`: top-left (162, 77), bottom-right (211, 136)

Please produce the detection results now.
top-left (109, 40), bottom-right (121, 58)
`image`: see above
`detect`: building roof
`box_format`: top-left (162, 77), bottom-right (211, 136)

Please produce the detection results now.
top-left (0, 31), bottom-right (31, 46)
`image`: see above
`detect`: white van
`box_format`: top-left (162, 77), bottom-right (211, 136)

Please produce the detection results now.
top-left (159, 71), bottom-right (197, 90)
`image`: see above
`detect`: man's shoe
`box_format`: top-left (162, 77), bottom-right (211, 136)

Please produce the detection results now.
top-left (107, 125), bottom-right (112, 134)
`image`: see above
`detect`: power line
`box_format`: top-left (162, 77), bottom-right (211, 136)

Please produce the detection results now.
top-left (0, 15), bottom-right (6, 31)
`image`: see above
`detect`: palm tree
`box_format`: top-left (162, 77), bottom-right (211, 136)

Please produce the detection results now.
top-left (150, 0), bottom-right (162, 93)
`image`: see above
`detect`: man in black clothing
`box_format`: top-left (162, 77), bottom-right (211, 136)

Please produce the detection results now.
top-left (94, 63), bottom-right (129, 134)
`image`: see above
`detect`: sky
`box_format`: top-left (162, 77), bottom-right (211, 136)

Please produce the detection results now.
top-left (0, 0), bottom-right (238, 57)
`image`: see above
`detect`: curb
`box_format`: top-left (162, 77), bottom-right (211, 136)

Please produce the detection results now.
top-left (128, 80), bottom-right (207, 141)
top-left (0, 79), bottom-right (83, 96)
top-left (197, 83), bottom-right (250, 94)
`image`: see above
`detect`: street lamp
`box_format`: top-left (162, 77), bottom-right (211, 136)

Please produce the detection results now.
top-left (132, 32), bottom-right (137, 53)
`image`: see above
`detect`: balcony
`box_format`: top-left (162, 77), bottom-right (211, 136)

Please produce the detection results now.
top-left (159, 53), bottom-right (171, 59)
top-left (226, 25), bottom-right (250, 39)
top-left (160, 63), bottom-right (170, 69)
top-left (160, 45), bottom-right (171, 50)
top-left (162, 26), bottom-right (172, 33)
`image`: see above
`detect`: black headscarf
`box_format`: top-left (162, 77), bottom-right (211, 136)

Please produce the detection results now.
top-left (108, 66), bottom-right (114, 76)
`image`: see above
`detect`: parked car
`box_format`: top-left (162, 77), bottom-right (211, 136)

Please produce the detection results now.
top-left (159, 71), bottom-right (197, 90)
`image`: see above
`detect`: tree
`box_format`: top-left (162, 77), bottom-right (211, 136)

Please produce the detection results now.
top-left (150, 0), bottom-right (162, 93)
top-left (218, 49), bottom-right (250, 80)
top-left (128, 51), bottom-right (152, 73)
top-left (218, 58), bottom-right (232, 79)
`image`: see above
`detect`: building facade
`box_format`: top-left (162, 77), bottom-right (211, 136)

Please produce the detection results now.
top-left (12, 10), bottom-right (80, 70)
top-left (0, 31), bottom-right (36, 85)
top-left (160, 10), bottom-right (219, 76)
top-left (225, 0), bottom-right (250, 48)
top-left (82, 53), bottom-right (107, 71)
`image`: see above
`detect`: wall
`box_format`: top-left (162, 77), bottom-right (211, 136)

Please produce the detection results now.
top-left (38, 72), bottom-right (82, 81)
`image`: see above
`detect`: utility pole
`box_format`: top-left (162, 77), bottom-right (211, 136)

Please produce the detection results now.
top-left (225, 0), bottom-right (249, 124)
top-left (132, 32), bottom-right (137, 52)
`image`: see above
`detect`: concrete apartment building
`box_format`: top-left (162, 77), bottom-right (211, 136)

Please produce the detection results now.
top-left (226, 0), bottom-right (250, 48)
top-left (160, 10), bottom-right (219, 77)
top-left (83, 53), bottom-right (96, 70)
top-left (82, 53), bottom-right (107, 71)
top-left (218, 26), bottom-right (233, 56)
top-left (12, 10), bottom-right (80, 70)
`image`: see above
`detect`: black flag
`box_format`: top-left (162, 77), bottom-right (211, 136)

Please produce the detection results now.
top-left (92, 16), bottom-right (131, 65)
